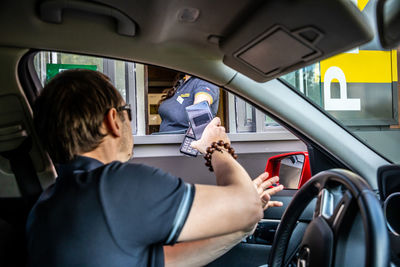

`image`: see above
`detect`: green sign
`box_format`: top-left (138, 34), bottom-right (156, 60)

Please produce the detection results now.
top-left (46, 63), bottom-right (97, 82)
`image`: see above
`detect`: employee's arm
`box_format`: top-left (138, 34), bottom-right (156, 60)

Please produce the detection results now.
top-left (164, 173), bottom-right (283, 267)
top-left (193, 92), bottom-right (213, 105)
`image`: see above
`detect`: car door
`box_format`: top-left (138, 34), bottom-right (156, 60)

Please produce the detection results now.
top-left (206, 144), bottom-right (347, 267)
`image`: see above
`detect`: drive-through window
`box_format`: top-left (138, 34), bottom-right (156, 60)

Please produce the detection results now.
top-left (33, 52), bottom-right (285, 136)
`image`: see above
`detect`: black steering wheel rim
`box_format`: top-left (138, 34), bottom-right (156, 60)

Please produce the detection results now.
top-left (269, 169), bottom-right (390, 267)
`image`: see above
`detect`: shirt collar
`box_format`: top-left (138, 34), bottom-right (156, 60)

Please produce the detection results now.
top-left (55, 156), bottom-right (104, 177)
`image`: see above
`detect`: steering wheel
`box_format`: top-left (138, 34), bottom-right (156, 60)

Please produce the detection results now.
top-left (268, 169), bottom-right (390, 267)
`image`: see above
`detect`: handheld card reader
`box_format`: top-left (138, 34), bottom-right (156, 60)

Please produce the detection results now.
top-left (180, 101), bottom-right (213, 157)
top-left (180, 124), bottom-right (198, 156)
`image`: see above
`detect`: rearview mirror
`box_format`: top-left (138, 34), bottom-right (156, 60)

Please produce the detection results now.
top-left (265, 152), bottom-right (311, 189)
top-left (377, 0), bottom-right (400, 49)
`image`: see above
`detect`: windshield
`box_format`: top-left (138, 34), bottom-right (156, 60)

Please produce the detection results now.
top-left (280, 0), bottom-right (400, 163)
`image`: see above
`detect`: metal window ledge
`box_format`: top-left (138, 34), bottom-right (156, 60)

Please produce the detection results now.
top-left (132, 132), bottom-right (304, 158)
top-left (134, 131), bottom-right (298, 145)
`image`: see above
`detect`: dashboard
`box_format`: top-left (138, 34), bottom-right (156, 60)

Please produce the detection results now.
top-left (378, 165), bottom-right (400, 265)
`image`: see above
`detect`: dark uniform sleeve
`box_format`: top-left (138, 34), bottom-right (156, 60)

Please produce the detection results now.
top-left (192, 78), bottom-right (220, 105)
top-left (98, 162), bottom-right (195, 249)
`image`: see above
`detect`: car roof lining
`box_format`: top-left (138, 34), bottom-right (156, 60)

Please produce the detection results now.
top-left (0, 0), bottom-right (248, 85)
top-left (0, 0), bottom-right (372, 84)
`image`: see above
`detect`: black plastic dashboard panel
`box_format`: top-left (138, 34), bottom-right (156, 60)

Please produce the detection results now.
top-left (264, 190), bottom-right (316, 222)
top-left (221, 0), bottom-right (373, 82)
top-left (377, 165), bottom-right (400, 264)
top-left (378, 165), bottom-right (400, 200)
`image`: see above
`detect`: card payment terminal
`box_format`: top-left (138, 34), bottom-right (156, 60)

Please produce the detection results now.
top-left (180, 101), bottom-right (213, 156)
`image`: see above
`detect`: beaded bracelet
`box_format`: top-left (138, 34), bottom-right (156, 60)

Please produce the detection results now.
top-left (204, 140), bottom-right (238, 172)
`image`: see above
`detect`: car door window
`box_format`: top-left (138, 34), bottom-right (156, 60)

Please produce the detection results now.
top-left (34, 52), bottom-right (285, 135)
top-left (32, 51), bottom-right (306, 189)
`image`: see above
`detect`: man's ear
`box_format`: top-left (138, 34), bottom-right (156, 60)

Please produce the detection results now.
top-left (103, 108), bottom-right (122, 137)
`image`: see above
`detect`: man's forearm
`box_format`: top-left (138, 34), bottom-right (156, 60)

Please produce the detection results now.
top-left (212, 149), bottom-right (251, 187)
top-left (164, 228), bottom-right (252, 267)
top-left (212, 150), bottom-right (262, 231)
top-left (177, 119), bottom-right (264, 242)
top-left (176, 150), bottom-right (263, 242)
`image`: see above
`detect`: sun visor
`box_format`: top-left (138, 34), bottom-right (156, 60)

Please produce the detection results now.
top-left (221, 0), bottom-right (373, 82)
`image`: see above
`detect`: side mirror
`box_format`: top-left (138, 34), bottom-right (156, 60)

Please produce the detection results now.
top-left (265, 152), bottom-right (311, 189)
top-left (377, 0), bottom-right (400, 49)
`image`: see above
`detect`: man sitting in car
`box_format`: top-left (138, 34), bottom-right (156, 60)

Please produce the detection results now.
top-left (26, 69), bottom-right (283, 267)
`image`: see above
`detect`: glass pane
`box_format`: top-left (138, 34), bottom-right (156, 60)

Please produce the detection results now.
top-left (33, 52), bottom-right (131, 100)
top-left (264, 115), bottom-right (279, 127)
top-left (33, 52), bottom-right (137, 133)
top-left (230, 94), bottom-right (282, 133)
top-left (115, 60), bottom-right (127, 100)
top-left (279, 1), bottom-right (400, 163)
top-left (282, 63), bottom-right (322, 107)
top-left (245, 102), bottom-right (254, 126)
top-left (235, 98), bottom-right (255, 132)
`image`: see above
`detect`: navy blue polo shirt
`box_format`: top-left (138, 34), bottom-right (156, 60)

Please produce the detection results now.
top-left (26, 156), bottom-right (195, 267)
top-left (158, 77), bottom-right (219, 133)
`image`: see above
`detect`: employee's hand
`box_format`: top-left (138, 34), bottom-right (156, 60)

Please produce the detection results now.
top-left (191, 117), bottom-right (229, 154)
top-left (253, 172), bottom-right (284, 210)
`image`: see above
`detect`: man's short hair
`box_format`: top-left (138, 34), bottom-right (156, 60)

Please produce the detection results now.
top-left (34, 69), bottom-right (125, 163)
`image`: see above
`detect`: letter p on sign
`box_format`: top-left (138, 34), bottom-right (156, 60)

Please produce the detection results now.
top-left (324, 66), bottom-right (361, 111)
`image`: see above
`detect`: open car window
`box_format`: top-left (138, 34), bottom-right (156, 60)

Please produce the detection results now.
top-left (32, 51), bottom-right (307, 189)
top-left (279, 1), bottom-right (400, 164)
top-left (33, 52), bottom-right (284, 135)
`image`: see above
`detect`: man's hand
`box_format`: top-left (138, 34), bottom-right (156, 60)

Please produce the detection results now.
top-left (253, 172), bottom-right (284, 210)
top-left (191, 117), bottom-right (229, 154)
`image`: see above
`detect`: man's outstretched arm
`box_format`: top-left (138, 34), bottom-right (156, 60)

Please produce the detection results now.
top-left (173, 117), bottom-right (261, 243)
top-left (164, 173), bottom-right (284, 267)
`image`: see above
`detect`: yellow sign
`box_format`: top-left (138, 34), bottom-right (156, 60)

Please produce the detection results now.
top-left (320, 50), bottom-right (397, 83)
top-left (358, 0), bottom-right (369, 11)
